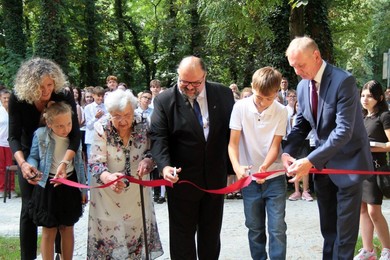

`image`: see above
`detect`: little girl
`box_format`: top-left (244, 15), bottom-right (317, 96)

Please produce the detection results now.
top-left (27, 101), bottom-right (86, 259)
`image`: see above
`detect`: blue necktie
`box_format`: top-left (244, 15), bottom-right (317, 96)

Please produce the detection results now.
top-left (193, 99), bottom-right (203, 127)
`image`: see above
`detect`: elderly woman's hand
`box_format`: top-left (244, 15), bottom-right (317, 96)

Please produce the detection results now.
top-left (101, 171), bottom-right (126, 193)
top-left (137, 158), bottom-right (155, 178)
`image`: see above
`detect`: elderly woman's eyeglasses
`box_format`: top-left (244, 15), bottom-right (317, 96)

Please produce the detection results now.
top-left (111, 113), bottom-right (132, 121)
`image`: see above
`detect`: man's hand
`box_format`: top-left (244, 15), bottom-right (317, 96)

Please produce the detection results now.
top-left (162, 166), bottom-right (181, 183)
top-left (286, 157), bottom-right (313, 183)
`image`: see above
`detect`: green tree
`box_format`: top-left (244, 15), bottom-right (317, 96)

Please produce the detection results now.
top-left (35, 0), bottom-right (70, 73)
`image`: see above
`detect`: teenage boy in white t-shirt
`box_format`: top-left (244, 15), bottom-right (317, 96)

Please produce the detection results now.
top-left (228, 66), bottom-right (288, 260)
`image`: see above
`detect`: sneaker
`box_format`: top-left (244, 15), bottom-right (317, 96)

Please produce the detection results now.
top-left (354, 248), bottom-right (377, 260)
top-left (380, 248), bottom-right (390, 260)
top-left (301, 191), bottom-right (314, 201)
top-left (288, 191), bottom-right (301, 201)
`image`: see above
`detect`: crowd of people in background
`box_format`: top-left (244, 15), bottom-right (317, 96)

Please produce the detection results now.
top-left (1, 35), bottom-right (390, 260)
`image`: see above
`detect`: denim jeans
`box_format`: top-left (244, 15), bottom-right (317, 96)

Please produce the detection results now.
top-left (242, 175), bottom-right (287, 260)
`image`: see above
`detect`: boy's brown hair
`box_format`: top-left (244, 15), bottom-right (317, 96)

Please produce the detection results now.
top-left (93, 86), bottom-right (105, 96)
top-left (251, 66), bottom-right (282, 96)
top-left (106, 75), bottom-right (118, 83)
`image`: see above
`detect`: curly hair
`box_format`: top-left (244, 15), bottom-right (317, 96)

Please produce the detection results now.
top-left (13, 57), bottom-right (67, 104)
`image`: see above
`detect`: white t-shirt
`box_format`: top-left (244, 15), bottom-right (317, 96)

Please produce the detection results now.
top-left (84, 102), bottom-right (107, 144)
top-left (0, 106), bottom-right (9, 147)
top-left (229, 97), bottom-right (288, 179)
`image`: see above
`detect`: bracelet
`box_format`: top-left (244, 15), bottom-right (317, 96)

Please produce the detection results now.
top-left (59, 160), bottom-right (71, 167)
top-left (20, 161), bottom-right (27, 168)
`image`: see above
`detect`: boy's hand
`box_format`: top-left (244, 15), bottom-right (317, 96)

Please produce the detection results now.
top-left (235, 165), bottom-right (252, 180)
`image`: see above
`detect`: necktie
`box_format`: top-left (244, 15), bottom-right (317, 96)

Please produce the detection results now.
top-left (193, 98), bottom-right (203, 127)
top-left (311, 80), bottom-right (318, 122)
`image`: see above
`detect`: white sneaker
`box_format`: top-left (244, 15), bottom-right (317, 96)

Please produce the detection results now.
top-left (380, 248), bottom-right (390, 260)
top-left (354, 248), bottom-right (377, 260)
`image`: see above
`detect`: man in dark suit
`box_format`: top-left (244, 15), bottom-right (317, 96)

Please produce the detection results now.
top-left (150, 56), bottom-right (234, 260)
top-left (282, 36), bottom-right (373, 259)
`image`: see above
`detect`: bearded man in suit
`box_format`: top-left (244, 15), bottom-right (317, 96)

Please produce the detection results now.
top-left (282, 36), bottom-right (373, 260)
top-left (150, 56), bottom-right (234, 260)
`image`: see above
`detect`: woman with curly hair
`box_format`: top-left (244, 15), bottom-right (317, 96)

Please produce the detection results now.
top-left (8, 57), bottom-right (80, 260)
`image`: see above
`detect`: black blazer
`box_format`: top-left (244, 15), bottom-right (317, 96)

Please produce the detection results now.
top-left (150, 82), bottom-right (234, 200)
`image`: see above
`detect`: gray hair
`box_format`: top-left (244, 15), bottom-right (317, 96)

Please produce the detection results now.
top-left (14, 57), bottom-right (67, 104)
top-left (285, 36), bottom-right (320, 57)
top-left (104, 89), bottom-right (138, 113)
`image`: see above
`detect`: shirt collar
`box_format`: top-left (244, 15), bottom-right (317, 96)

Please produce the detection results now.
top-left (314, 60), bottom-right (327, 85)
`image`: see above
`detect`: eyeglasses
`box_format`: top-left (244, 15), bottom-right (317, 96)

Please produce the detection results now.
top-left (179, 74), bottom-right (205, 87)
top-left (142, 96), bottom-right (152, 101)
top-left (288, 95), bottom-right (297, 98)
top-left (111, 113), bottom-right (132, 121)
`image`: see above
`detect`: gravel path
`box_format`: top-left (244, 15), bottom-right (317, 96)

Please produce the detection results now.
top-left (2, 194), bottom-right (390, 259)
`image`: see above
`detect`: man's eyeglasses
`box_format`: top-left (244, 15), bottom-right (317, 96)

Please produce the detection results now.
top-left (288, 95), bottom-right (297, 98)
top-left (179, 74), bottom-right (205, 87)
top-left (142, 96), bottom-right (152, 101)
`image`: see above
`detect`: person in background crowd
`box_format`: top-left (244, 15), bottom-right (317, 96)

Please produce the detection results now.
top-left (73, 87), bottom-right (84, 124)
top-left (228, 66), bottom-right (288, 259)
top-left (287, 100), bottom-right (314, 202)
top-left (136, 90), bottom-right (166, 204)
top-left (87, 89), bottom-right (163, 259)
top-left (149, 79), bottom-right (161, 109)
top-left (82, 86), bottom-right (94, 108)
top-left (279, 77), bottom-right (289, 105)
top-left (354, 80), bottom-right (390, 260)
top-left (83, 86), bottom-right (107, 184)
top-left (0, 89), bottom-right (15, 198)
top-left (229, 83), bottom-right (241, 102)
top-left (385, 87), bottom-right (390, 109)
top-left (240, 87), bottom-right (253, 99)
top-left (282, 36), bottom-right (373, 259)
top-left (117, 82), bottom-right (127, 91)
top-left (8, 57), bottom-right (80, 260)
top-left (106, 75), bottom-right (118, 92)
top-left (27, 102), bottom-right (86, 260)
top-left (150, 56), bottom-right (234, 259)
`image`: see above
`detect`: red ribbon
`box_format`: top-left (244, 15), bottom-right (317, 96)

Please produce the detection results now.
top-left (52, 168), bottom-right (388, 195)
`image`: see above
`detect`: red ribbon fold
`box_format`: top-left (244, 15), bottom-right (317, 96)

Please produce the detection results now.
top-left (52, 168), bottom-right (388, 195)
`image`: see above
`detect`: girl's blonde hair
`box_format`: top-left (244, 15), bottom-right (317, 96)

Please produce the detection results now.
top-left (43, 102), bottom-right (72, 124)
top-left (14, 57), bottom-right (67, 104)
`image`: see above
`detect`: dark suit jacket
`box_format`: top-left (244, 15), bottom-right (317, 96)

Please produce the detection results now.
top-left (150, 81), bottom-right (234, 200)
top-left (284, 63), bottom-right (373, 188)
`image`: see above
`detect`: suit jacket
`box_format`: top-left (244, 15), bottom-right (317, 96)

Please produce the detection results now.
top-left (150, 81), bottom-right (234, 200)
top-left (284, 63), bottom-right (373, 188)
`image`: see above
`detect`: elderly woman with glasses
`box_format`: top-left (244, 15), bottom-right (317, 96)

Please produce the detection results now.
top-left (87, 89), bottom-right (163, 259)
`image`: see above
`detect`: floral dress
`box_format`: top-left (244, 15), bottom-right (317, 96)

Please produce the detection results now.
top-left (87, 116), bottom-right (163, 260)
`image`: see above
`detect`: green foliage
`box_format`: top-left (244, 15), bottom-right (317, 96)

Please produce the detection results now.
top-left (0, 47), bottom-right (23, 87)
top-left (0, 0), bottom-right (388, 90)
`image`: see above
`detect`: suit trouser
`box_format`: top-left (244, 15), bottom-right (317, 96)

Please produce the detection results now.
top-left (18, 169), bottom-right (38, 260)
top-left (167, 191), bottom-right (224, 260)
top-left (314, 174), bottom-right (362, 260)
